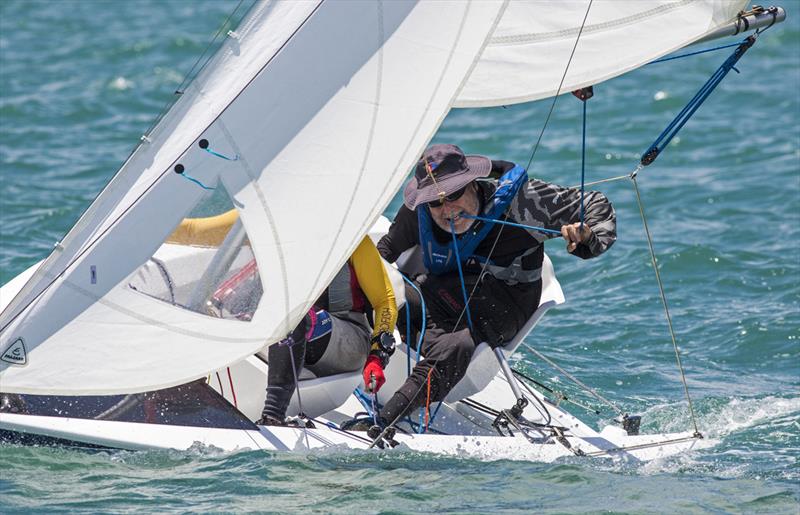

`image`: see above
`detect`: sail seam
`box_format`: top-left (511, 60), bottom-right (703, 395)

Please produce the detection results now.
top-left (488, 0), bottom-right (697, 46)
top-left (306, 0), bottom-right (386, 307)
top-left (216, 119), bottom-right (292, 335)
top-left (359, 0), bottom-right (509, 241)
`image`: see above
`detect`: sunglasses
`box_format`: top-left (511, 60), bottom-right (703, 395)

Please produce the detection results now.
top-left (428, 184), bottom-right (470, 208)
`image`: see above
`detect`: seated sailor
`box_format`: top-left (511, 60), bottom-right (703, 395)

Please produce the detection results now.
top-left (257, 235), bottom-right (398, 426)
top-left (375, 144), bottom-right (617, 428)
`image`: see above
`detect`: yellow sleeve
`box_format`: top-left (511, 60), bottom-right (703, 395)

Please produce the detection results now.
top-left (350, 236), bottom-right (398, 338)
top-left (166, 209), bottom-right (239, 247)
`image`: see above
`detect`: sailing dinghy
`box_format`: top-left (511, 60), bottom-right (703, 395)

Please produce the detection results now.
top-left (0, 1), bottom-right (785, 461)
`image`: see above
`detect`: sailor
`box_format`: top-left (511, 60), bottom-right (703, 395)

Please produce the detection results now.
top-left (375, 144), bottom-right (616, 427)
top-left (257, 235), bottom-right (398, 426)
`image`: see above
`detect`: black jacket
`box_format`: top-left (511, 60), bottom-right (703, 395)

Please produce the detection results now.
top-left (377, 161), bottom-right (616, 283)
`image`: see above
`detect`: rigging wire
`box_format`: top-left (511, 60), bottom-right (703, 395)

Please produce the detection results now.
top-left (630, 177), bottom-right (700, 436)
top-left (286, 343), bottom-right (312, 448)
top-left (511, 366), bottom-right (600, 415)
top-left (561, 35), bottom-right (761, 436)
top-left (647, 41), bottom-right (744, 65)
top-left (524, 0), bottom-right (594, 173)
top-left (144, 0), bottom-right (251, 138)
top-left (519, 341), bottom-right (624, 417)
top-left (579, 99), bottom-right (587, 229)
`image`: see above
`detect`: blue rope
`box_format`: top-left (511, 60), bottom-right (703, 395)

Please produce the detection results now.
top-left (641, 36), bottom-right (755, 166)
top-left (177, 172), bottom-right (215, 190)
top-left (460, 213), bottom-right (562, 236)
top-left (580, 99), bottom-right (587, 229)
top-left (405, 293), bottom-right (412, 377)
top-left (398, 272), bottom-right (426, 366)
top-left (648, 41), bottom-right (745, 64)
top-left (204, 148), bottom-right (239, 161)
top-left (397, 271), bottom-right (429, 434)
top-left (449, 220), bottom-right (474, 332)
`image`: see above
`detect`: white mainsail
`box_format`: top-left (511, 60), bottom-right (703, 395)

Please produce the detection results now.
top-left (456, 0), bottom-right (748, 107)
top-left (0, 0), bottom-right (746, 395)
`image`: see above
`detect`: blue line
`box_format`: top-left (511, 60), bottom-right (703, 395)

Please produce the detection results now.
top-left (405, 296), bottom-right (411, 377)
top-left (648, 41), bottom-right (744, 64)
top-left (398, 272), bottom-right (426, 364)
top-left (460, 213), bottom-right (562, 236)
top-left (642, 39), bottom-right (753, 165)
top-left (178, 173), bottom-right (215, 190)
top-left (449, 220), bottom-right (474, 332)
top-left (580, 100), bottom-right (586, 230)
top-left (397, 271), bottom-right (428, 434)
top-left (204, 148), bottom-right (239, 161)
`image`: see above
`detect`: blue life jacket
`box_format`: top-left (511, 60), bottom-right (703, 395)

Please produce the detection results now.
top-left (417, 164), bottom-right (527, 275)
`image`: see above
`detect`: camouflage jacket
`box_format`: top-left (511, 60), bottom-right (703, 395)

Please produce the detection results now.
top-left (377, 161), bottom-right (617, 284)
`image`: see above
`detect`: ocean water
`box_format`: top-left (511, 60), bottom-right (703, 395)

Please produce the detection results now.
top-left (0, 1), bottom-right (798, 513)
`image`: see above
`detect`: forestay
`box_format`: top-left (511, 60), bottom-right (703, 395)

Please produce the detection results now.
top-left (0, 0), bottom-right (747, 396)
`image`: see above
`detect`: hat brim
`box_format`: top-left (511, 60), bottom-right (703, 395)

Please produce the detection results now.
top-left (403, 155), bottom-right (491, 210)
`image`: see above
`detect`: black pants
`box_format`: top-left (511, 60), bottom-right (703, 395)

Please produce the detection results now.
top-left (262, 313), bottom-right (370, 420)
top-left (262, 322), bottom-right (325, 420)
top-left (381, 272), bottom-right (542, 423)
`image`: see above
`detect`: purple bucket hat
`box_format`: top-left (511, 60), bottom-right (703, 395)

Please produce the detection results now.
top-left (403, 144), bottom-right (491, 210)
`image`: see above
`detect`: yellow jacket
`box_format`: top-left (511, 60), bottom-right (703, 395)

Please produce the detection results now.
top-left (168, 210), bottom-right (397, 337)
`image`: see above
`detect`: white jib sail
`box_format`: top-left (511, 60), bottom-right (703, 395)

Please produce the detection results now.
top-left (0, 0), bottom-right (746, 395)
top-left (0, 0), bottom-right (509, 394)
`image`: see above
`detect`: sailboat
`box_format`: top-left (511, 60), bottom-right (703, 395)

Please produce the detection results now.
top-left (0, 1), bottom-right (785, 461)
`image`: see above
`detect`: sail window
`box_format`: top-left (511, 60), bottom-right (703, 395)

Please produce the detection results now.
top-left (127, 186), bottom-right (262, 321)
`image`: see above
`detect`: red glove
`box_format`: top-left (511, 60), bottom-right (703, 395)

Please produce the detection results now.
top-left (363, 355), bottom-right (386, 393)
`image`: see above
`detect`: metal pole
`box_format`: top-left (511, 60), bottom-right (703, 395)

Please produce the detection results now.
top-left (493, 347), bottom-right (525, 402)
top-left (691, 6), bottom-right (785, 46)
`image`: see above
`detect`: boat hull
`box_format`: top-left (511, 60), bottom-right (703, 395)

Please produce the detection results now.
top-left (0, 412), bottom-right (712, 462)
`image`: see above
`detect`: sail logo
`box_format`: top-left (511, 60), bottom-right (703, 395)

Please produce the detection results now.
top-left (1, 338), bottom-right (27, 366)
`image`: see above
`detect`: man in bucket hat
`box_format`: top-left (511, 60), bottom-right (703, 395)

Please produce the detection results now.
top-left (375, 143), bottom-right (616, 430)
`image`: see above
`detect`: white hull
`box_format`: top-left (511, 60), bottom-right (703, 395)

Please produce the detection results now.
top-left (0, 221), bottom-right (712, 463)
top-left (0, 412), bottom-right (711, 463)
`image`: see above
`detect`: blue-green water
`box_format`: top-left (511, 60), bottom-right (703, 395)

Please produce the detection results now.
top-left (1, 1), bottom-right (798, 513)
